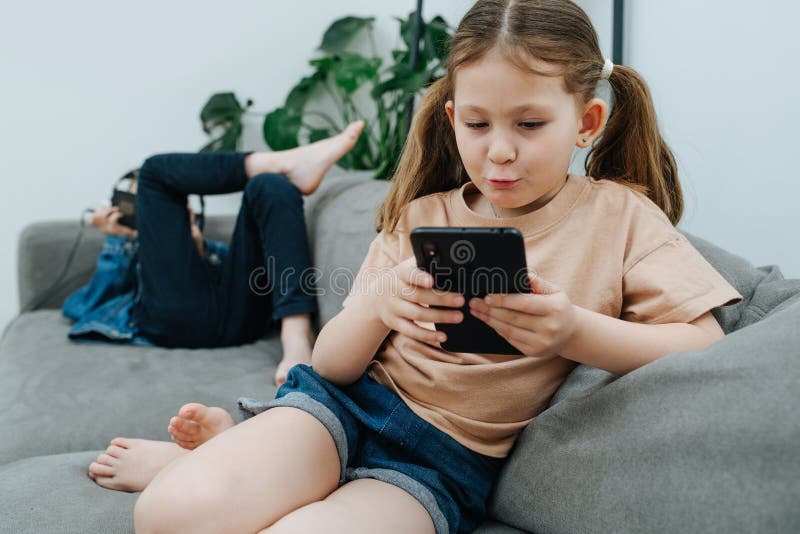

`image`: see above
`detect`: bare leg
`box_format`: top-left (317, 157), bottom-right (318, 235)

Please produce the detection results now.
top-left (87, 438), bottom-right (189, 492)
top-left (167, 402), bottom-right (237, 450)
top-left (261, 478), bottom-right (435, 534)
top-left (275, 313), bottom-right (316, 387)
top-left (133, 406), bottom-right (340, 534)
top-left (244, 121), bottom-right (364, 195)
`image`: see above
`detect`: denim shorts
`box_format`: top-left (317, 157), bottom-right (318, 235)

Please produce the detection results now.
top-left (244, 364), bottom-right (505, 534)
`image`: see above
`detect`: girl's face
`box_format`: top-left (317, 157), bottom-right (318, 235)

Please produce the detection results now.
top-left (445, 48), bottom-right (607, 216)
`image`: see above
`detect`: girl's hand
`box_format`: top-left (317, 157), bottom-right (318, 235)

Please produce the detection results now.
top-left (468, 274), bottom-right (579, 358)
top-left (369, 256), bottom-right (465, 347)
top-left (88, 206), bottom-right (138, 239)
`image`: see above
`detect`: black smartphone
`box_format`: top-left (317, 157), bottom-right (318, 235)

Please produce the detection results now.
top-left (110, 189), bottom-right (136, 229)
top-left (410, 227), bottom-right (531, 355)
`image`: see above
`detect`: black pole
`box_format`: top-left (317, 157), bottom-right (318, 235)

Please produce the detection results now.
top-left (612, 0), bottom-right (624, 65)
top-left (405, 0), bottom-right (424, 137)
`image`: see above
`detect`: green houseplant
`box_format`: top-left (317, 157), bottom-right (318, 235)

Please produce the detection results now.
top-left (198, 13), bottom-right (451, 179)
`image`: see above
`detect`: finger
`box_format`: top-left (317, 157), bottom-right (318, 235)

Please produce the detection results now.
top-left (109, 210), bottom-right (123, 224)
top-left (395, 257), bottom-right (433, 288)
top-left (395, 298), bottom-right (463, 325)
top-left (529, 273), bottom-right (561, 295)
top-left (478, 293), bottom-right (550, 315)
top-left (400, 284), bottom-right (464, 308)
top-left (469, 307), bottom-right (534, 351)
top-left (469, 298), bottom-right (536, 328)
top-left (390, 316), bottom-right (446, 346)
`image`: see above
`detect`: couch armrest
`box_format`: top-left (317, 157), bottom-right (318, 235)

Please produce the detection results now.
top-left (17, 221), bottom-right (105, 312)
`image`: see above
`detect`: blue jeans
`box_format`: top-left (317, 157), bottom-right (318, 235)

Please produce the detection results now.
top-left (238, 365), bottom-right (506, 534)
top-left (132, 152), bottom-right (318, 348)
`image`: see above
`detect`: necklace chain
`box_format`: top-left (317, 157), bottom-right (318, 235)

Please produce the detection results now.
top-left (489, 201), bottom-right (499, 218)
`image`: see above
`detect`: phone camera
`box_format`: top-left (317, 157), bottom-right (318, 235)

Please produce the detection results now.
top-left (423, 241), bottom-right (438, 257)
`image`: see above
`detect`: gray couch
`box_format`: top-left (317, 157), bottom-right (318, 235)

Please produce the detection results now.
top-left (2, 168), bottom-right (799, 533)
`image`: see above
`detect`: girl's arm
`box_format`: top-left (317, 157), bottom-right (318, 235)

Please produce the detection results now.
top-left (560, 307), bottom-right (724, 376)
top-left (470, 275), bottom-right (727, 378)
top-left (312, 256), bottom-right (464, 386)
top-left (311, 293), bottom-right (390, 386)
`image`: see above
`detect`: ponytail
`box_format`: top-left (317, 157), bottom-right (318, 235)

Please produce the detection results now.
top-left (375, 77), bottom-right (467, 233)
top-left (586, 64), bottom-right (684, 225)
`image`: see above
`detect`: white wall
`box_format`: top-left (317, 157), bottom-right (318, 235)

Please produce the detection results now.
top-left (1, 0), bottom-right (798, 332)
top-left (0, 0), bottom-right (474, 331)
top-left (625, 0), bottom-right (800, 280)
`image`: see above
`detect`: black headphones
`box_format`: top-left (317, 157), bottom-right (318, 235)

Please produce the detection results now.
top-left (19, 169), bottom-right (207, 314)
top-left (112, 168), bottom-right (206, 232)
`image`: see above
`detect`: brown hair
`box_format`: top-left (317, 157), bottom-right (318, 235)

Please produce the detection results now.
top-left (376, 0), bottom-right (683, 232)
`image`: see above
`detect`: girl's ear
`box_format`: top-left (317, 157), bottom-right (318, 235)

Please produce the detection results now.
top-left (576, 97), bottom-right (609, 148)
top-left (445, 100), bottom-right (456, 128)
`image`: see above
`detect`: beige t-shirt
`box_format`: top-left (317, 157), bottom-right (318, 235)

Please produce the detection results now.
top-left (341, 174), bottom-right (742, 458)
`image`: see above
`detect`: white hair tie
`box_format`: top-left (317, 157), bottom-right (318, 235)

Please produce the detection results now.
top-left (600, 57), bottom-right (614, 80)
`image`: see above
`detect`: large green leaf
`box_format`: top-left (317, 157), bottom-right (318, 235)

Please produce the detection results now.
top-left (285, 72), bottom-right (323, 114)
top-left (199, 121), bottom-right (242, 153)
top-left (200, 92), bottom-right (244, 134)
top-left (308, 128), bottom-right (332, 143)
top-left (371, 63), bottom-right (430, 100)
top-left (331, 53), bottom-right (382, 94)
top-left (318, 16), bottom-right (375, 54)
top-left (262, 107), bottom-right (301, 151)
top-left (199, 92), bottom-right (249, 152)
top-left (424, 16), bottom-right (450, 63)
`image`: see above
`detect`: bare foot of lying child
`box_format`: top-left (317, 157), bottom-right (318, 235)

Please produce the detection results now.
top-left (167, 402), bottom-right (237, 450)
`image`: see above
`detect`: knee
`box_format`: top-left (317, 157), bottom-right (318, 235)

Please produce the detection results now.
top-left (244, 173), bottom-right (302, 207)
top-left (138, 153), bottom-right (182, 190)
top-left (137, 154), bottom-right (167, 190)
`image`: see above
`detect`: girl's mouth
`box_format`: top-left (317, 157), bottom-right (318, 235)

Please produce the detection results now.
top-left (487, 178), bottom-right (519, 189)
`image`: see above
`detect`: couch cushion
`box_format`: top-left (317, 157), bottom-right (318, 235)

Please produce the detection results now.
top-left (0, 450), bottom-right (137, 534)
top-left (307, 177), bottom-right (392, 327)
top-left (0, 449), bottom-right (528, 534)
top-left (0, 310), bottom-right (281, 465)
top-left (489, 287), bottom-right (800, 533)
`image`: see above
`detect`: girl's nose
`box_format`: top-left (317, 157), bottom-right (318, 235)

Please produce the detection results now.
top-left (487, 137), bottom-right (516, 164)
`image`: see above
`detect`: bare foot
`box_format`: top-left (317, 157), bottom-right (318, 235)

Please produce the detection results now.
top-left (246, 120), bottom-right (365, 195)
top-left (87, 437), bottom-right (188, 492)
top-left (167, 403), bottom-right (237, 450)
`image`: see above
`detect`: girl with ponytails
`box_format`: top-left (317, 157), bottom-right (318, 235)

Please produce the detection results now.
top-left (95, 1), bottom-right (742, 532)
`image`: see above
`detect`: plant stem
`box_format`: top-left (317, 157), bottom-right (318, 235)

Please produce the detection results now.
top-left (321, 80), bottom-right (347, 119)
top-left (304, 110), bottom-right (342, 131)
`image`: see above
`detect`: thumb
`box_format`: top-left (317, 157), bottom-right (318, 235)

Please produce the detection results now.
top-left (529, 272), bottom-right (559, 295)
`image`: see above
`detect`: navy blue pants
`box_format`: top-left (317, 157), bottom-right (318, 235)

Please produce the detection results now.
top-left (132, 152), bottom-right (318, 348)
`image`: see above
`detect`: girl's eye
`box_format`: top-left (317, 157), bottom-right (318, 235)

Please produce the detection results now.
top-left (463, 121), bottom-right (544, 130)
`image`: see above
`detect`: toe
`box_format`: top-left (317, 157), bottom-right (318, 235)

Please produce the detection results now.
top-left (178, 402), bottom-right (206, 420)
top-left (110, 437), bottom-right (130, 448)
top-left (89, 461), bottom-right (115, 478)
top-left (93, 476), bottom-right (121, 490)
top-left (168, 422), bottom-right (194, 439)
top-left (172, 417), bottom-right (201, 434)
top-left (106, 445), bottom-right (126, 458)
top-left (98, 453), bottom-right (118, 466)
